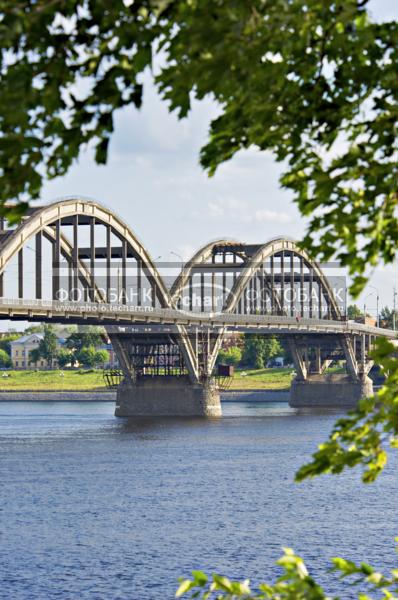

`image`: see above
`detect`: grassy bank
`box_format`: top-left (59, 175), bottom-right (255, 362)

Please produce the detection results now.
top-left (0, 370), bottom-right (107, 391)
top-left (0, 367), bottom-right (294, 391)
top-left (228, 367), bottom-right (294, 390)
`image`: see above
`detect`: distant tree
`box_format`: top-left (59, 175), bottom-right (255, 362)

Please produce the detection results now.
top-left (0, 349), bottom-right (11, 368)
top-left (66, 329), bottom-right (103, 353)
top-left (37, 325), bottom-right (59, 368)
top-left (29, 348), bottom-right (41, 368)
top-left (0, 333), bottom-right (21, 356)
top-left (61, 325), bottom-right (78, 335)
top-left (217, 346), bottom-right (242, 367)
top-left (347, 304), bottom-right (363, 320)
top-left (242, 335), bottom-right (282, 369)
top-left (76, 346), bottom-right (97, 369)
top-left (24, 325), bottom-right (43, 334)
top-left (94, 349), bottom-right (110, 367)
top-left (378, 306), bottom-right (397, 330)
top-left (57, 350), bottom-right (73, 369)
top-left (279, 339), bottom-right (293, 365)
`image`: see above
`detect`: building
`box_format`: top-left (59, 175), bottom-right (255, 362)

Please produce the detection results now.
top-left (354, 316), bottom-right (377, 327)
top-left (10, 333), bottom-right (66, 369)
top-left (9, 333), bottom-right (118, 370)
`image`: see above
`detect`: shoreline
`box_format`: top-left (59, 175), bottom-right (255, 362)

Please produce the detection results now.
top-left (0, 388), bottom-right (290, 403)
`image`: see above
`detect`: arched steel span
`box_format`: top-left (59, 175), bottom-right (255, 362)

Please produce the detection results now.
top-left (0, 199), bottom-right (170, 307)
top-left (0, 199), bottom-right (341, 318)
top-left (170, 238), bottom-right (343, 372)
top-left (0, 198), bottom-right (348, 382)
top-left (170, 239), bottom-right (240, 304)
top-left (171, 238), bottom-right (341, 319)
top-left (0, 199), bottom-right (200, 380)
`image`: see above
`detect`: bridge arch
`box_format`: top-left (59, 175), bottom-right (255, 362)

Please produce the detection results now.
top-left (171, 237), bottom-right (341, 320)
top-left (171, 237), bottom-right (343, 374)
top-left (0, 198), bottom-right (171, 308)
top-left (0, 198), bottom-right (201, 381)
top-left (224, 238), bottom-right (341, 320)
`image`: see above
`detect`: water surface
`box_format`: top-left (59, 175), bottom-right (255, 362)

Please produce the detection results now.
top-left (0, 401), bottom-right (397, 599)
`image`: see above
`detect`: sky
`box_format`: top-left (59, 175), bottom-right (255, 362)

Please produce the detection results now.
top-left (7, 0), bottom-right (398, 329)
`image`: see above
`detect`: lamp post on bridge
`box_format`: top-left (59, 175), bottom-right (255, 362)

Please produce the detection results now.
top-left (363, 292), bottom-right (374, 324)
top-left (170, 251), bottom-right (184, 267)
top-left (368, 285), bottom-right (379, 328)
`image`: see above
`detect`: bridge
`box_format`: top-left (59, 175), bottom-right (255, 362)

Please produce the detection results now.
top-left (0, 198), bottom-right (394, 416)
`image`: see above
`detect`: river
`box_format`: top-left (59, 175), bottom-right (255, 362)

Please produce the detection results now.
top-left (0, 401), bottom-right (397, 599)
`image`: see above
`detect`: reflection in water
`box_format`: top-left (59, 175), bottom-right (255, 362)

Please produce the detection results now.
top-left (0, 401), bottom-right (396, 600)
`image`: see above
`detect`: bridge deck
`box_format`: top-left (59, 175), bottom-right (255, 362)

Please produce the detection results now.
top-left (0, 298), bottom-right (395, 339)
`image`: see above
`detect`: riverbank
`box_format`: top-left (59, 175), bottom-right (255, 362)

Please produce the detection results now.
top-left (229, 367), bottom-right (293, 390)
top-left (0, 368), bottom-right (293, 392)
top-left (0, 369), bottom-right (107, 390)
top-left (0, 388), bottom-right (290, 403)
top-left (0, 390), bottom-right (116, 402)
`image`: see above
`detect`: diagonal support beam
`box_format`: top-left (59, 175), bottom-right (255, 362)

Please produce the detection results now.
top-left (341, 335), bottom-right (359, 380)
top-left (289, 339), bottom-right (307, 380)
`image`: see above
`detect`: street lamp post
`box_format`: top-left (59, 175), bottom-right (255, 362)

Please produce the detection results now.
top-left (368, 285), bottom-right (379, 327)
top-left (170, 251), bottom-right (184, 278)
top-left (170, 250), bottom-right (183, 264)
top-left (363, 292), bottom-right (374, 324)
top-left (393, 287), bottom-right (397, 331)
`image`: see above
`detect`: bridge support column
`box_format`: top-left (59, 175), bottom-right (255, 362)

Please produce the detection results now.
top-left (115, 376), bottom-right (221, 418)
top-left (289, 374), bottom-right (373, 409)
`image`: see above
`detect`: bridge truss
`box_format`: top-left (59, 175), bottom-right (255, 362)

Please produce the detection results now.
top-left (0, 198), bottom-right (391, 385)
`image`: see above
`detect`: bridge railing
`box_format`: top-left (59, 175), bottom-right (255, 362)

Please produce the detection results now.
top-left (0, 297), bottom-right (395, 339)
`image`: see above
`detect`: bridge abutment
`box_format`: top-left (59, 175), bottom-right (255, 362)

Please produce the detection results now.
top-left (289, 374), bottom-right (373, 409)
top-left (115, 376), bottom-right (222, 417)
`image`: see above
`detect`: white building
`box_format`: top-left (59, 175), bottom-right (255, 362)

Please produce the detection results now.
top-left (10, 333), bottom-right (65, 369)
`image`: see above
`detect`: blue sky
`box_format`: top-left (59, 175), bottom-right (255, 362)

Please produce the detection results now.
top-left (36, 0), bottom-right (398, 320)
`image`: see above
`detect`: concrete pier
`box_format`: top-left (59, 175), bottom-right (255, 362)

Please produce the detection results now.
top-left (115, 376), bottom-right (222, 417)
top-left (289, 374), bottom-right (373, 408)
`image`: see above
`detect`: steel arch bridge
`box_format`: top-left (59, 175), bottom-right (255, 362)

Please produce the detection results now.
top-left (0, 198), bottom-right (393, 395)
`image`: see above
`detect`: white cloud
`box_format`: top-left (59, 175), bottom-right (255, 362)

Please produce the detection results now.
top-left (254, 209), bottom-right (292, 224)
top-left (206, 197), bottom-right (248, 219)
top-left (208, 201), bottom-right (224, 217)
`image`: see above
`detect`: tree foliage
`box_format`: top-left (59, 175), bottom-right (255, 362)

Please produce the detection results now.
top-left (0, 348), bottom-right (11, 368)
top-left (57, 349), bottom-right (73, 368)
top-left (29, 347), bottom-right (41, 367)
top-left (379, 306), bottom-right (398, 330)
top-left (37, 325), bottom-right (59, 367)
top-left (0, 1), bottom-right (396, 294)
top-left (176, 545), bottom-right (398, 599)
top-left (24, 325), bottom-right (44, 335)
top-left (75, 346), bottom-right (97, 368)
top-left (217, 346), bottom-right (242, 367)
top-left (75, 345), bottom-right (108, 368)
top-left (347, 304), bottom-right (363, 320)
top-left (0, 333), bottom-right (21, 356)
top-left (66, 330), bottom-right (103, 353)
top-left (296, 338), bottom-right (398, 484)
top-left (242, 335), bottom-right (282, 369)
top-left (94, 348), bottom-right (109, 366)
